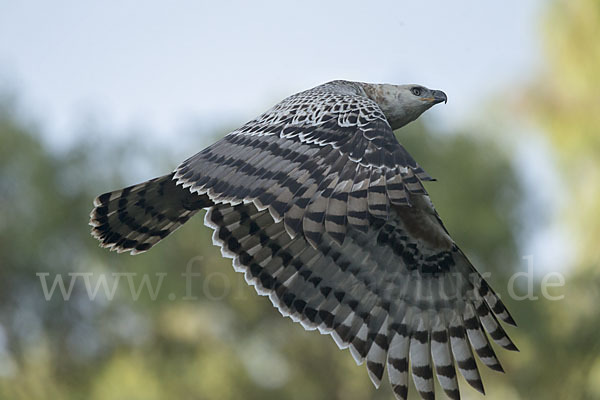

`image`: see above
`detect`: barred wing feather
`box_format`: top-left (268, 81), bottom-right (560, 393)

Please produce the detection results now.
top-left (205, 194), bottom-right (517, 400)
top-left (175, 84), bottom-right (432, 246)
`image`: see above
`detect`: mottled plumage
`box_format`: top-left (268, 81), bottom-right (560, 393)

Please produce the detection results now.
top-left (90, 80), bottom-right (516, 399)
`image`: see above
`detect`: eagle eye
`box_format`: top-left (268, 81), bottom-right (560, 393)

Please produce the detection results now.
top-left (411, 87), bottom-right (422, 97)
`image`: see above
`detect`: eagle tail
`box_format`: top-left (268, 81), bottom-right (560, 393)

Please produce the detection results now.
top-left (90, 173), bottom-right (212, 254)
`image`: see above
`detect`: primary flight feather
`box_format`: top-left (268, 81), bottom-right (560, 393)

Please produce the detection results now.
top-left (90, 80), bottom-right (516, 400)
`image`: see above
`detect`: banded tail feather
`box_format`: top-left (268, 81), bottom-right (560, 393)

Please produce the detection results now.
top-left (90, 173), bottom-right (212, 254)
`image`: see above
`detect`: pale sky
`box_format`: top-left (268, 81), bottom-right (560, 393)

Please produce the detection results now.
top-left (1, 0), bottom-right (568, 273)
top-left (0, 0), bottom-right (544, 144)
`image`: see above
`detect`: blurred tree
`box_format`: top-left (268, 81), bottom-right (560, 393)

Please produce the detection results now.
top-left (530, 0), bottom-right (600, 266)
top-left (514, 0), bottom-right (600, 398)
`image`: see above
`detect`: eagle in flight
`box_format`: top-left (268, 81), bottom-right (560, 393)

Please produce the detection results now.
top-left (90, 80), bottom-right (517, 400)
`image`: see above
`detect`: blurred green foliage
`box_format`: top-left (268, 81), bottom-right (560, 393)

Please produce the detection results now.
top-left (0, 0), bottom-right (598, 398)
top-left (515, 0), bottom-right (600, 398)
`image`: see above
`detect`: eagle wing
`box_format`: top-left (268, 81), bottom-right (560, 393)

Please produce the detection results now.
top-left (206, 193), bottom-right (517, 400)
top-left (174, 83), bottom-right (433, 247)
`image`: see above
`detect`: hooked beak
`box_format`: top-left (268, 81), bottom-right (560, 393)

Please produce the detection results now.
top-left (431, 90), bottom-right (447, 104)
top-left (422, 90), bottom-right (448, 104)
